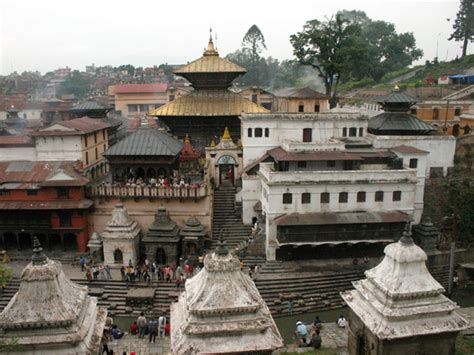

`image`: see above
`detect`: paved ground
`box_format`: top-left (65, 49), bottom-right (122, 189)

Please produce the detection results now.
top-left (108, 334), bottom-right (171, 355)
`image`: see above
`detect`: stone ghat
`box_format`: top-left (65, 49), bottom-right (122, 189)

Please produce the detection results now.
top-left (0, 264), bottom-right (450, 319)
top-left (90, 185), bottom-right (208, 199)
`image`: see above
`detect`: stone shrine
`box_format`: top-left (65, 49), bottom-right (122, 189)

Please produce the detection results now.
top-left (0, 237), bottom-right (107, 354)
top-left (101, 203), bottom-right (141, 266)
top-left (142, 207), bottom-right (180, 266)
top-left (180, 216), bottom-right (208, 262)
top-left (170, 236), bottom-right (283, 354)
top-left (341, 225), bottom-right (469, 355)
top-left (412, 217), bottom-right (439, 252)
top-left (87, 231), bottom-right (104, 262)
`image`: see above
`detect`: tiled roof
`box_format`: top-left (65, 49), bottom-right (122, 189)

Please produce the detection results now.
top-left (148, 89), bottom-right (268, 117)
top-left (376, 91), bottom-right (418, 104)
top-left (104, 127), bottom-right (183, 157)
top-left (272, 87), bottom-right (329, 99)
top-left (114, 83), bottom-right (168, 94)
top-left (0, 136), bottom-right (34, 146)
top-left (0, 200), bottom-right (93, 210)
top-left (70, 101), bottom-right (110, 112)
top-left (0, 161), bottom-right (89, 187)
top-left (369, 113), bottom-right (436, 134)
top-left (33, 117), bottom-right (110, 136)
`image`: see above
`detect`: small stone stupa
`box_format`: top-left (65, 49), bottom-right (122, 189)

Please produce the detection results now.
top-left (180, 216), bottom-right (207, 262)
top-left (341, 224), bottom-right (469, 355)
top-left (142, 208), bottom-right (180, 267)
top-left (87, 231), bottom-right (103, 261)
top-left (171, 234), bottom-right (283, 354)
top-left (0, 237), bottom-right (107, 354)
top-left (101, 203), bottom-right (141, 266)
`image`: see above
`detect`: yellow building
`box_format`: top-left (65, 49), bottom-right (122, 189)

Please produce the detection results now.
top-left (272, 87), bottom-right (330, 113)
top-left (236, 86), bottom-right (274, 111)
top-left (108, 83), bottom-right (189, 118)
top-left (413, 101), bottom-right (472, 136)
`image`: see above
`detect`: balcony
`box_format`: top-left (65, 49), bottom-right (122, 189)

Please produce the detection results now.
top-left (90, 184), bottom-right (208, 200)
top-left (258, 162), bottom-right (416, 185)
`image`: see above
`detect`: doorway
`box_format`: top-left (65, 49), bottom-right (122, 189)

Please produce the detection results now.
top-left (218, 155), bottom-right (236, 186)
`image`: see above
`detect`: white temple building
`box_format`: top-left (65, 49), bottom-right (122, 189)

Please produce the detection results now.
top-left (0, 237), bottom-right (107, 354)
top-left (341, 225), bottom-right (469, 355)
top-left (170, 236), bottom-right (283, 354)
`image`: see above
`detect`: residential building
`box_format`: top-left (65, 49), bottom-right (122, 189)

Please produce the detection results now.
top-left (31, 117), bottom-right (110, 179)
top-left (0, 161), bottom-right (92, 252)
top-left (236, 86), bottom-right (274, 110)
top-left (272, 87), bottom-right (330, 113)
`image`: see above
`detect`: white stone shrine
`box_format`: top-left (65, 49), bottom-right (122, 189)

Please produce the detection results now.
top-left (0, 237), bottom-right (107, 354)
top-left (101, 203), bottom-right (141, 266)
top-left (171, 236), bottom-right (283, 354)
top-left (341, 225), bottom-right (469, 355)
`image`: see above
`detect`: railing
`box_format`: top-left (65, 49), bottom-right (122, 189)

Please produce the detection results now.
top-left (90, 185), bottom-right (208, 199)
top-left (258, 162), bottom-right (416, 184)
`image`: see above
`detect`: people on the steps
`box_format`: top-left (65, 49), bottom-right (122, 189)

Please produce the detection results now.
top-left (337, 315), bottom-right (347, 328)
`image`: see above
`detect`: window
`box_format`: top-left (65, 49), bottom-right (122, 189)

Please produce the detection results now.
top-left (262, 102), bottom-right (272, 110)
top-left (410, 108), bottom-right (417, 115)
top-left (95, 147), bottom-right (98, 160)
top-left (94, 132), bottom-right (97, 144)
top-left (103, 144), bottom-right (107, 152)
top-left (357, 191), bottom-right (366, 202)
top-left (255, 128), bottom-right (263, 137)
top-left (375, 191), bottom-right (384, 202)
top-left (57, 187), bottom-right (69, 199)
top-left (0, 191), bottom-right (10, 196)
top-left (251, 94), bottom-right (258, 103)
top-left (321, 192), bottom-right (330, 204)
top-left (455, 107), bottom-right (461, 116)
top-left (248, 128), bottom-right (252, 137)
top-left (339, 192), bottom-right (348, 203)
top-left (23, 113), bottom-right (27, 119)
top-left (27, 189), bottom-right (38, 196)
top-left (264, 128), bottom-right (269, 137)
top-left (314, 104), bottom-right (320, 112)
top-left (303, 128), bottom-right (312, 142)
top-left (102, 130), bottom-right (106, 140)
top-left (298, 104), bottom-right (304, 112)
top-left (169, 95), bottom-right (175, 101)
top-left (283, 193), bottom-right (293, 204)
top-left (393, 190), bottom-right (402, 201)
top-left (84, 136), bottom-right (88, 148)
top-left (359, 127), bottom-right (364, 137)
top-left (432, 108), bottom-right (439, 120)
top-left (128, 104), bottom-right (138, 113)
top-left (297, 161), bottom-right (307, 168)
top-left (58, 211), bottom-right (72, 227)
top-left (302, 193), bottom-right (311, 204)
top-left (349, 127), bottom-right (357, 137)
top-left (139, 104), bottom-right (149, 112)
top-left (327, 160), bottom-right (336, 168)
top-left (342, 127), bottom-right (347, 137)
top-left (409, 158), bottom-right (418, 169)
top-left (85, 152), bottom-right (89, 165)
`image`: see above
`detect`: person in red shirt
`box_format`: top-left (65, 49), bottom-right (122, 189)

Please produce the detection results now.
top-left (165, 322), bottom-right (170, 336)
top-left (130, 321), bottom-right (138, 335)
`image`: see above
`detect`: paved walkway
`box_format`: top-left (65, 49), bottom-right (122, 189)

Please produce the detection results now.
top-left (109, 334), bottom-right (171, 355)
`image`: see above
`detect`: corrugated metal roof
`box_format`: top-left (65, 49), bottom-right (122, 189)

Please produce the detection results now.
top-left (390, 145), bottom-right (429, 155)
top-left (174, 52), bottom-right (246, 74)
top-left (149, 89), bottom-right (268, 117)
top-left (275, 211), bottom-right (410, 226)
top-left (369, 113), bottom-right (436, 133)
top-left (104, 127), bottom-right (183, 157)
top-left (114, 83), bottom-right (168, 94)
top-left (376, 91), bottom-right (418, 104)
top-left (0, 200), bottom-right (93, 210)
top-left (70, 101), bottom-right (109, 112)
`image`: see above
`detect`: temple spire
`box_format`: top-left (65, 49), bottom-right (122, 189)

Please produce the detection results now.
top-left (31, 236), bottom-right (47, 265)
top-left (215, 230), bottom-right (228, 256)
top-left (222, 126), bottom-right (231, 140)
top-left (203, 27), bottom-right (218, 56)
top-left (399, 222), bottom-right (414, 246)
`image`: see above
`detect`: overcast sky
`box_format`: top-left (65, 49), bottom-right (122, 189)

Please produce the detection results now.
top-left (0, 0), bottom-right (469, 75)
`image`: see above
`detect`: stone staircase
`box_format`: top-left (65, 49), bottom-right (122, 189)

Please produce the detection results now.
top-left (211, 186), bottom-right (253, 252)
top-left (442, 85), bottom-right (474, 100)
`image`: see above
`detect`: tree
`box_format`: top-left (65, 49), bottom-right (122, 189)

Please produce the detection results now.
top-left (338, 10), bottom-right (423, 82)
top-left (449, 0), bottom-right (474, 57)
top-left (57, 70), bottom-right (92, 99)
top-left (290, 15), bottom-right (366, 107)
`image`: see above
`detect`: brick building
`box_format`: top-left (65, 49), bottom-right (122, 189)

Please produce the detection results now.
top-left (0, 161), bottom-right (92, 252)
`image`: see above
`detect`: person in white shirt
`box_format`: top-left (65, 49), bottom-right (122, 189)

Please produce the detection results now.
top-left (337, 315), bottom-right (347, 328)
top-left (158, 314), bottom-right (167, 338)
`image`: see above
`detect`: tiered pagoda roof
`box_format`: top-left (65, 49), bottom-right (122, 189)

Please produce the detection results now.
top-left (341, 225), bottom-right (469, 340)
top-left (180, 216), bottom-right (207, 242)
top-left (102, 204), bottom-right (141, 239)
top-left (179, 135), bottom-right (199, 161)
top-left (143, 207), bottom-right (180, 243)
top-left (0, 238), bottom-right (106, 353)
top-left (171, 236), bottom-right (283, 353)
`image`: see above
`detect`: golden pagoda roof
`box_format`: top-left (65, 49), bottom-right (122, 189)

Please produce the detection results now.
top-left (148, 89), bottom-right (268, 117)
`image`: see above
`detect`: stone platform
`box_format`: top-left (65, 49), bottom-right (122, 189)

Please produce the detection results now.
top-left (109, 334), bottom-right (171, 355)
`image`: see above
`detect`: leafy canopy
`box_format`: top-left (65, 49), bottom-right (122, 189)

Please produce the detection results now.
top-left (449, 0), bottom-right (474, 57)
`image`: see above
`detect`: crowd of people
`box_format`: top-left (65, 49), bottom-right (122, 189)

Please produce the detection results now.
top-left (293, 314), bottom-right (347, 348)
top-left (130, 312), bottom-right (169, 343)
top-left (106, 171), bottom-right (204, 190)
top-left (80, 256), bottom-right (114, 282)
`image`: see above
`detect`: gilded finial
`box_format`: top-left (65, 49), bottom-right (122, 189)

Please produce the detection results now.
top-left (222, 126), bottom-right (231, 140)
top-left (203, 27), bottom-right (219, 56)
top-left (184, 133), bottom-right (190, 145)
top-left (394, 85), bottom-right (400, 92)
top-left (210, 138), bottom-right (216, 147)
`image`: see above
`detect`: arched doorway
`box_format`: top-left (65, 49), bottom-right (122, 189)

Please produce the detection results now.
top-left (156, 248), bottom-right (167, 265)
top-left (146, 167), bottom-right (156, 180)
top-left (218, 155), bottom-right (236, 186)
top-left (187, 243), bottom-right (197, 256)
top-left (453, 124), bottom-right (461, 137)
top-left (114, 249), bottom-right (123, 264)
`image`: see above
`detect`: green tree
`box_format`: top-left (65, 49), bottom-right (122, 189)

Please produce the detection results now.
top-left (57, 70), bottom-right (92, 99)
top-left (449, 0), bottom-right (474, 57)
top-left (338, 10), bottom-right (423, 82)
top-left (242, 25), bottom-right (267, 59)
top-left (290, 15), bottom-right (365, 107)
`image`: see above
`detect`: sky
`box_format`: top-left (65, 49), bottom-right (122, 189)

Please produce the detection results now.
top-left (0, 0), bottom-right (470, 75)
